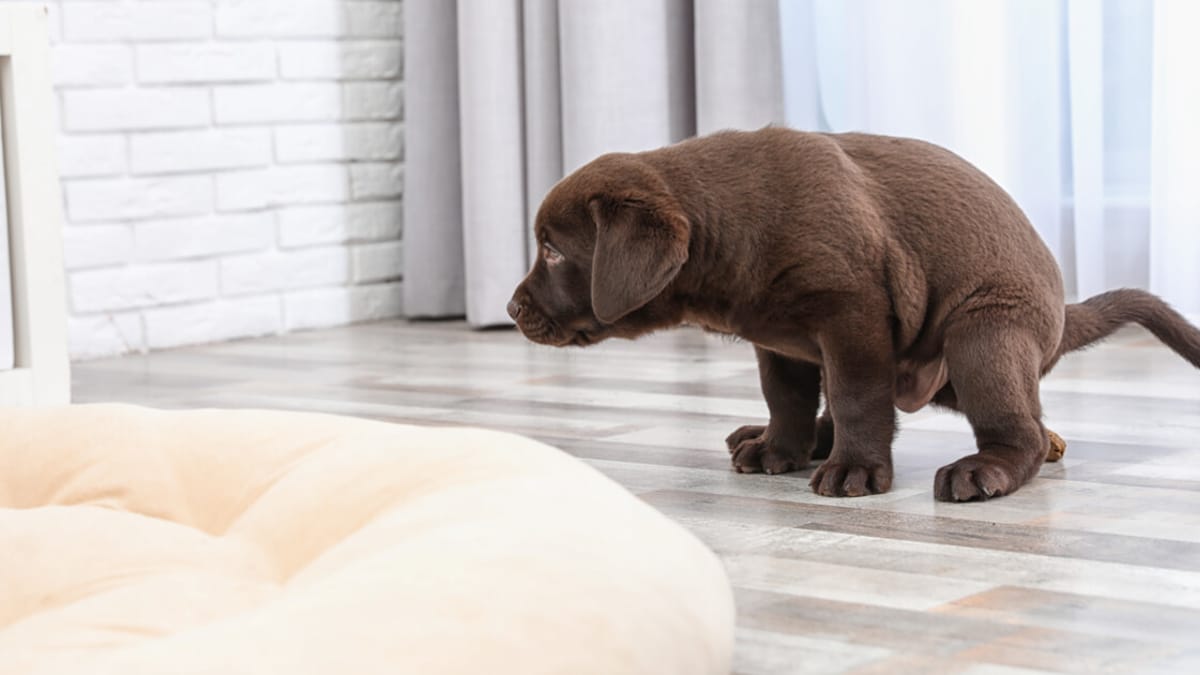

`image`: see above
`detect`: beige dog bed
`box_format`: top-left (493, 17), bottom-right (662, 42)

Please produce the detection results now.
top-left (0, 405), bottom-right (734, 675)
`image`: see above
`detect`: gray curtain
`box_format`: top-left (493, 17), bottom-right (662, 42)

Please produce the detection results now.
top-left (403, 0), bottom-right (785, 326)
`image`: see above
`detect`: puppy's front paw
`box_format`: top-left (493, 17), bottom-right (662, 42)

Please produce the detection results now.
top-left (809, 460), bottom-right (892, 497)
top-left (725, 425), bottom-right (804, 475)
top-left (725, 425), bottom-right (766, 452)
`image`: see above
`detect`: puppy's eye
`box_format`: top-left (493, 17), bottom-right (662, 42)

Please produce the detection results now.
top-left (542, 243), bottom-right (564, 266)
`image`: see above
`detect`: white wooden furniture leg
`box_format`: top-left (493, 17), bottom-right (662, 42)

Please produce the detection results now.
top-left (0, 4), bottom-right (69, 405)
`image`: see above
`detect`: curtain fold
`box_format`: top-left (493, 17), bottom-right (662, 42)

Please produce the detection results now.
top-left (1067, 0), bottom-right (1106, 300)
top-left (1149, 0), bottom-right (1200, 313)
top-left (521, 0), bottom-right (562, 265)
top-left (456, 0), bottom-right (528, 326)
top-left (557, 0), bottom-right (695, 175)
top-left (402, 0), bottom-right (465, 318)
top-left (695, 0), bottom-right (784, 134)
top-left (777, 0), bottom-right (821, 131)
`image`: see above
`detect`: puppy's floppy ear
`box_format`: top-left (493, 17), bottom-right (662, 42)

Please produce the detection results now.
top-left (588, 192), bottom-right (689, 324)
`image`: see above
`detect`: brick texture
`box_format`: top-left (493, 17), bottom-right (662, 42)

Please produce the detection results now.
top-left (45, 0), bottom-right (406, 359)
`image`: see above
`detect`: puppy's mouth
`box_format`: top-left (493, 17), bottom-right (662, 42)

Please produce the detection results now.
top-left (514, 311), bottom-right (567, 346)
top-left (524, 325), bottom-right (594, 348)
top-left (515, 309), bottom-right (601, 348)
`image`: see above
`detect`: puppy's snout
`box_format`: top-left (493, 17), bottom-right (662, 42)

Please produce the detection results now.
top-left (506, 298), bottom-right (523, 321)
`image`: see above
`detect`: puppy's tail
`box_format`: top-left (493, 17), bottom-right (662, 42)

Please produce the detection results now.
top-left (1058, 288), bottom-right (1200, 367)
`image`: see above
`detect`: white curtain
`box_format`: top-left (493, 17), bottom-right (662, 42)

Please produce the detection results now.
top-left (1149, 0), bottom-right (1200, 313)
top-left (782, 0), bottom-right (1200, 313)
top-left (403, 0), bottom-right (784, 326)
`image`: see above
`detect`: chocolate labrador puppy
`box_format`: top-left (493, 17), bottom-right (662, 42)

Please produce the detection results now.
top-left (507, 127), bottom-right (1200, 501)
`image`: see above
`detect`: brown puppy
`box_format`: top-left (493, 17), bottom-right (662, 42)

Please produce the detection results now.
top-left (507, 128), bottom-right (1200, 501)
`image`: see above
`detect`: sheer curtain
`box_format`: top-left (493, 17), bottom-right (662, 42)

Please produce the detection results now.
top-left (404, 0), bottom-right (783, 326)
top-left (781, 0), bottom-right (1200, 314)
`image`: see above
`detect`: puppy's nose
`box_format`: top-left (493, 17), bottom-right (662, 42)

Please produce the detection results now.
top-left (506, 299), bottom-right (523, 320)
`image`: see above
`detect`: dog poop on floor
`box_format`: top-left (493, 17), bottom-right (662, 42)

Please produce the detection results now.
top-left (1045, 430), bottom-right (1067, 462)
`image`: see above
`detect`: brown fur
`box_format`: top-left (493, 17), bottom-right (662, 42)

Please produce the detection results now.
top-left (507, 127), bottom-right (1200, 501)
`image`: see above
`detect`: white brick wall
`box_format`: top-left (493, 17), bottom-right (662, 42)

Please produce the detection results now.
top-left (130, 128), bottom-right (272, 175)
top-left (284, 282), bottom-right (403, 331)
top-left (62, 87), bottom-right (212, 131)
top-left (63, 1), bottom-right (213, 42)
top-left (136, 43), bottom-right (277, 84)
top-left (27, 0), bottom-right (405, 359)
top-left (278, 201), bottom-right (403, 247)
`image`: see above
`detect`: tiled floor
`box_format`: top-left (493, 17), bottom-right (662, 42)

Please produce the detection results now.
top-left (74, 320), bottom-right (1200, 674)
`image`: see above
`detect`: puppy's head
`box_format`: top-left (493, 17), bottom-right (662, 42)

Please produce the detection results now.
top-left (508, 153), bottom-right (690, 346)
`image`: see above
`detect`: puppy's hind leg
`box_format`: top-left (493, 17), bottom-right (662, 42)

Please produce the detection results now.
top-left (934, 320), bottom-right (1051, 501)
top-left (932, 384), bottom-right (1067, 463)
top-left (727, 347), bottom-right (821, 474)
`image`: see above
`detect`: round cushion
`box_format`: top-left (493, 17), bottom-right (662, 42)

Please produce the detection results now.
top-left (0, 404), bottom-right (733, 674)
